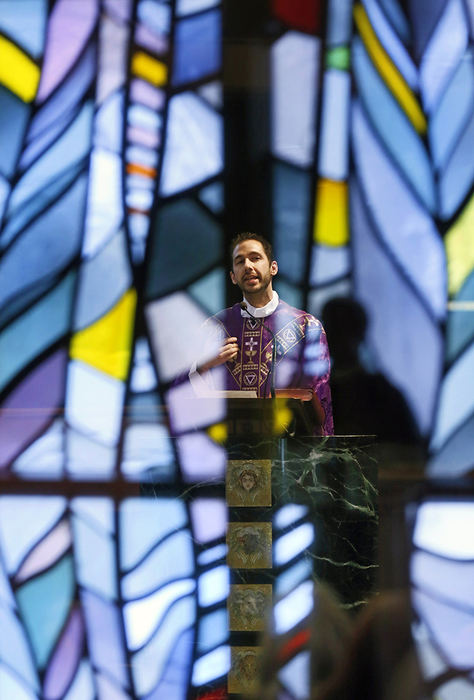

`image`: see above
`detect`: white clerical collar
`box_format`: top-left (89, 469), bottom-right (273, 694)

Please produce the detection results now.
top-left (241, 291), bottom-right (279, 318)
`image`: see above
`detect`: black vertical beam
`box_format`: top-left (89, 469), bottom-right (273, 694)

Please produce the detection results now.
top-left (223, 0), bottom-right (272, 303)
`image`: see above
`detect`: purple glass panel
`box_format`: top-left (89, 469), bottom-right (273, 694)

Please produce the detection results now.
top-left (190, 499), bottom-right (227, 543)
top-left (81, 588), bottom-right (128, 687)
top-left (144, 629), bottom-right (195, 700)
top-left (0, 349), bottom-right (67, 470)
top-left (135, 22), bottom-right (168, 55)
top-left (176, 432), bottom-right (226, 482)
top-left (37, 0), bottom-right (99, 103)
top-left (43, 608), bottom-right (85, 700)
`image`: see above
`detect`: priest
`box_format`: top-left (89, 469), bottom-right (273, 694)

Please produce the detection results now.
top-left (189, 233), bottom-right (333, 435)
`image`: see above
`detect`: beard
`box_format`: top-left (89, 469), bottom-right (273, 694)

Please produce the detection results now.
top-left (239, 269), bottom-right (272, 296)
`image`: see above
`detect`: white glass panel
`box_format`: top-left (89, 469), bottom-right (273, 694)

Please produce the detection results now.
top-left (71, 497), bottom-right (114, 534)
top-left (124, 579), bottom-right (196, 649)
top-left (66, 361), bottom-right (125, 447)
top-left (278, 651), bottom-right (310, 700)
top-left (274, 504), bottom-right (308, 530)
top-left (192, 645), bottom-right (230, 686)
top-left (318, 70), bottom-right (350, 180)
top-left (122, 424), bottom-right (174, 478)
top-left (13, 419), bottom-right (64, 478)
top-left (66, 429), bottom-right (117, 479)
top-left (63, 660), bottom-right (95, 700)
top-left (274, 523), bottom-right (314, 566)
top-left (0, 496), bottom-right (66, 574)
top-left (420, 0), bottom-right (468, 112)
top-left (198, 565), bottom-right (229, 607)
top-left (310, 245), bottom-right (350, 286)
top-left (82, 149), bottom-right (123, 258)
top-left (190, 499), bottom-right (227, 543)
top-left (271, 31), bottom-right (320, 166)
top-left (160, 92), bottom-right (223, 196)
top-left (131, 596), bottom-right (195, 696)
top-left (274, 580), bottom-right (313, 634)
top-left (122, 530), bottom-right (194, 599)
top-left (72, 515), bottom-right (117, 599)
top-left (413, 501), bottom-right (474, 559)
top-left (177, 0), bottom-right (219, 17)
top-left (120, 498), bottom-right (187, 570)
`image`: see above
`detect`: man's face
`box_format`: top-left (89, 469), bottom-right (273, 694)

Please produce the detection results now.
top-left (230, 239), bottom-right (278, 296)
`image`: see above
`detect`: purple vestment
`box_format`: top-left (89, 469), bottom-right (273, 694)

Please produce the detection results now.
top-left (202, 300), bottom-right (333, 435)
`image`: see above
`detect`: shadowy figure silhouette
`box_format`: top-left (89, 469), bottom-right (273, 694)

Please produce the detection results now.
top-left (321, 297), bottom-right (420, 445)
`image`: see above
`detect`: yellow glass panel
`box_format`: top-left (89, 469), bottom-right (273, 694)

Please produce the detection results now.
top-left (353, 4), bottom-right (426, 134)
top-left (313, 179), bottom-right (349, 246)
top-left (0, 36), bottom-right (40, 102)
top-left (131, 51), bottom-right (167, 87)
top-left (70, 289), bottom-right (137, 380)
top-left (445, 193), bottom-right (474, 296)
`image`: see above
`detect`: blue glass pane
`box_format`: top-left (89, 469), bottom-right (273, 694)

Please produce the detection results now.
top-left (0, 665), bottom-right (38, 700)
top-left (350, 177), bottom-right (443, 435)
top-left (74, 230), bottom-right (131, 330)
top-left (120, 498), bottom-right (187, 571)
top-left (327, 0), bottom-right (352, 46)
top-left (146, 199), bottom-right (222, 298)
top-left (198, 181), bottom-right (224, 213)
top-left (273, 279), bottom-right (303, 311)
top-left (28, 45), bottom-right (95, 143)
top-left (0, 0), bottom-right (46, 58)
top-left (310, 245), bottom-right (350, 286)
top-left (0, 88), bottom-right (31, 178)
top-left (273, 163), bottom-right (311, 284)
top-left (439, 108), bottom-right (474, 220)
top-left (0, 497), bottom-right (66, 574)
top-left (121, 530), bottom-right (194, 599)
top-left (278, 651), bottom-right (310, 700)
top-left (379, 0), bottom-right (410, 40)
top-left (197, 609), bottom-right (228, 653)
top-left (198, 565), bottom-right (229, 607)
top-left (138, 0), bottom-right (171, 34)
top-left (363, 0), bottom-right (417, 87)
top-left (419, 0), bottom-right (468, 112)
top-left (274, 580), bottom-right (313, 634)
top-left (1, 162), bottom-right (84, 249)
top-left (428, 413), bottom-right (474, 477)
top-left (352, 101), bottom-right (445, 320)
top-left (408, 0), bottom-right (450, 61)
top-left (431, 342), bottom-right (474, 450)
top-left (62, 661), bottom-right (94, 700)
top-left (20, 104), bottom-right (81, 171)
top-left (72, 516), bottom-right (117, 599)
top-left (429, 52), bottom-right (474, 170)
top-left (148, 629), bottom-right (195, 700)
top-left (446, 271), bottom-right (474, 361)
top-left (131, 596), bottom-right (195, 696)
top-left (274, 523), bottom-right (314, 566)
top-left (192, 645), bottom-right (230, 686)
top-left (188, 267), bottom-right (226, 315)
top-left (275, 558), bottom-right (312, 597)
top-left (0, 175), bottom-right (87, 320)
top-left (353, 39), bottom-right (435, 212)
top-left (318, 70), bottom-right (350, 180)
top-left (172, 10), bottom-right (221, 86)
top-left (0, 271), bottom-right (75, 392)
top-left (16, 554), bottom-right (74, 669)
top-left (95, 90), bottom-right (124, 152)
top-left (7, 101), bottom-right (93, 217)
top-left (412, 549), bottom-right (474, 609)
top-left (0, 605), bottom-right (40, 690)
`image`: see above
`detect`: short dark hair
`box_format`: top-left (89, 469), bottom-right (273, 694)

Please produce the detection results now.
top-left (230, 232), bottom-right (273, 265)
